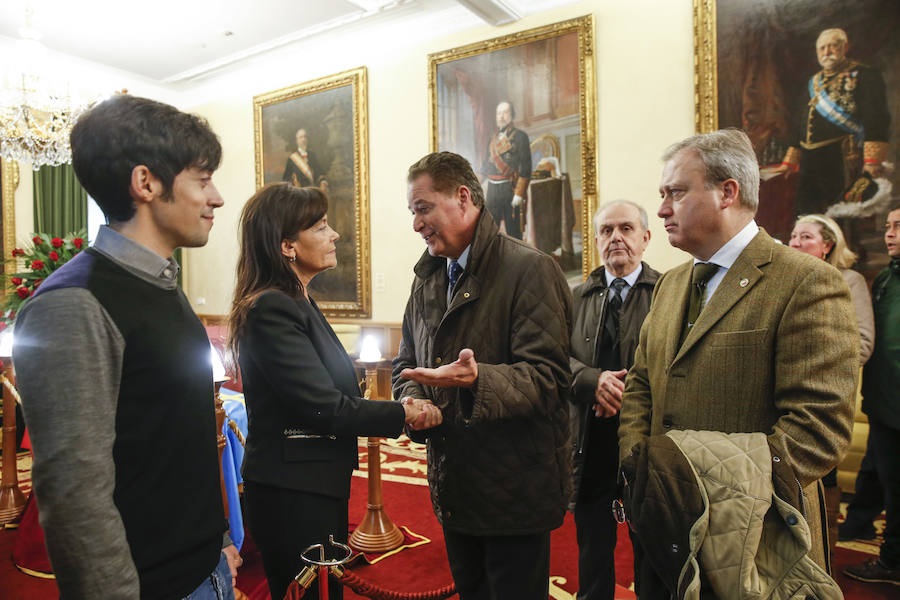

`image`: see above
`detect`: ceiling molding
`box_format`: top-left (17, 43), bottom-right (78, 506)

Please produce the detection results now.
top-left (456, 0), bottom-right (521, 26)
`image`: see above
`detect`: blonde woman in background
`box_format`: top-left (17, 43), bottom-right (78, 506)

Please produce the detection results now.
top-left (789, 212), bottom-right (875, 564)
top-left (790, 214), bottom-right (874, 364)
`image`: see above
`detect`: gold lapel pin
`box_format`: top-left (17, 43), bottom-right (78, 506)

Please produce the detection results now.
top-left (739, 278), bottom-right (749, 287)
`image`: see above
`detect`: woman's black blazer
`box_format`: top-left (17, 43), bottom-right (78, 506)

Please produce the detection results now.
top-left (238, 290), bottom-right (403, 498)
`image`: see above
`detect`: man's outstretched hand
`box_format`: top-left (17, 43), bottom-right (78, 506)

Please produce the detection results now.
top-left (400, 348), bottom-right (478, 388)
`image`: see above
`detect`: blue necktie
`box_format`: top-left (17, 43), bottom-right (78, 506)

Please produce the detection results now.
top-left (448, 260), bottom-right (463, 298)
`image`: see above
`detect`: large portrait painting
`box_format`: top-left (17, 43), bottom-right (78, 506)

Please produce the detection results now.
top-left (253, 67), bottom-right (370, 317)
top-left (429, 15), bottom-right (596, 283)
top-left (696, 0), bottom-right (900, 281)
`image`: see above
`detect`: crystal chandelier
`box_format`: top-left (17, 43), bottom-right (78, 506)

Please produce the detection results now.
top-left (0, 10), bottom-right (94, 170)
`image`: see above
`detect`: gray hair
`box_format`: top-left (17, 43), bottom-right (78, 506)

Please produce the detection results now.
top-left (817, 28), bottom-right (848, 46)
top-left (593, 200), bottom-right (649, 234)
top-left (662, 128), bottom-right (760, 212)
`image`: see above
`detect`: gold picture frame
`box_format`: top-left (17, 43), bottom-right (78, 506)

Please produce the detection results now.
top-left (693, 0), bottom-right (717, 134)
top-left (0, 159), bottom-right (19, 300)
top-left (429, 15), bottom-right (597, 282)
top-left (253, 66), bottom-right (371, 317)
top-left (694, 0), bottom-right (900, 280)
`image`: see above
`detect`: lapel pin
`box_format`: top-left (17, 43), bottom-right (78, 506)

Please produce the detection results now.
top-left (739, 278), bottom-right (749, 287)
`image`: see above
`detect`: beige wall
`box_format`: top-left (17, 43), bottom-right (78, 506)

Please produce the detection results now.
top-left (11, 0), bottom-right (696, 321)
top-left (182, 0), bottom-right (695, 321)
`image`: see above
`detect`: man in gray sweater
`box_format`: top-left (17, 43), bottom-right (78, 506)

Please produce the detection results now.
top-left (13, 95), bottom-right (239, 600)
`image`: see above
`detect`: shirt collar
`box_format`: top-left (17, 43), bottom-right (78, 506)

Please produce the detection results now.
top-left (605, 263), bottom-right (643, 289)
top-left (92, 225), bottom-right (180, 289)
top-left (448, 245), bottom-right (471, 274)
top-left (697, 220), bottom-right (759, 270)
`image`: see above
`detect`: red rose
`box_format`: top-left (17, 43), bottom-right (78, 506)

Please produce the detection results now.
top-left (31, 260), bottom-right (44, 270)
top-left (32, 236), bottom-right (42, 245)
top-left (0, 322), bottom-right (7, 332)
top-left (10, 277), bottom-right (22, 285)
top-left (16, 287), bottom-right (30, 299)
top-left (51, 237), bottom-right (64, 248)
top-left (49, 251), bottom-right (59, 261)
top-left (11, 248), bottom-right (24, 257)
top-left (73, 238), bottom-right (84, 249)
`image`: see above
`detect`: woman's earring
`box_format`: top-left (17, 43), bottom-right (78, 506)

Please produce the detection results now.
top-left (289, 255), bottom-right (296, 262)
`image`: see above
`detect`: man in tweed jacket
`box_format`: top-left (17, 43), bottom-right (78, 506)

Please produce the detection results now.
top-left (618, 129), bottom-right (858, 584)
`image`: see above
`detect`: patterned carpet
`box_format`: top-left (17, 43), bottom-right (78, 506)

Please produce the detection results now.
top-left (1, 448), bottom-right (895, 599)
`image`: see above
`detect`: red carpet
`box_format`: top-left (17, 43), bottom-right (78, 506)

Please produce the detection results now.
top-left (236, 435), bottom-right (637, 600)
top-left (1, 446), bottom-right (895, 599)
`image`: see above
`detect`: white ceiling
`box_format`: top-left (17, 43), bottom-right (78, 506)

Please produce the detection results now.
top-left (0, 0), bottom-right (577, 84)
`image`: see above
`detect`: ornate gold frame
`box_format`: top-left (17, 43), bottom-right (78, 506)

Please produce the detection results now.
top-left (0, 160), bottom-right (19, 300)
top-left (253, 67), bottom-right (371, 318)
top-left (428, 15), bottom-right (597, 278)
top-left (693, 0), bottom-right (718, 133)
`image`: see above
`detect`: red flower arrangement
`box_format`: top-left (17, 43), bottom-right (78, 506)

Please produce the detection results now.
top-left (2, 230), bottom-right (87, 328)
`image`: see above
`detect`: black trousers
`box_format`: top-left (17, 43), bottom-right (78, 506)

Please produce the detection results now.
top-left (442, 528), bottom-right (550, 600)
top-left (843, 438), bottom-right (884, 531)
top-left (244, 481), bottom-right (348, 600)
top-left (868, 421), bottom-right (900, 566)
top-left (486, 181), bottom-right (522, 240)
top-left (574, 490), bottom-right (617, 600)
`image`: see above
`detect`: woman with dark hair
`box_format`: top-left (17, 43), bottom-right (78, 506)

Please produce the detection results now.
top-left (228, 183), bottom-right (440, 600)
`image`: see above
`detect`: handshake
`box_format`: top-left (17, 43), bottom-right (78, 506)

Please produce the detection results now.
top-left (401, 397), bottom-right (443, 430)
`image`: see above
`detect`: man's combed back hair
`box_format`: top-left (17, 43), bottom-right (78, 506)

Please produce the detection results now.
top-left (70, 94), bottom-right (222, 223)
top-left (593, 200), bottom-right (649, 234)
top-left (407, 152), bottom-right (484, 208)
top-left (662, 128), bottom-right (760, 212)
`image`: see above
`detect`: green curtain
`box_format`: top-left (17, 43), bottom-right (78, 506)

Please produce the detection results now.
top-left (33, 163), bottom-right (88, 236)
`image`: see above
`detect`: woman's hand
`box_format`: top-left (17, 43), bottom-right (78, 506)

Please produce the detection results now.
top-left (402, 397), bottom-right (443, 430)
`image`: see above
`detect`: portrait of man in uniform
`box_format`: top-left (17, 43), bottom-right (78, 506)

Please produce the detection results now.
top-left (282, 127), bottom-right (329, 192)
top-left (254, 68), bottom-right (371, 317)
top-left (482, 101), bottom-right (531, 240)
top-left (700, 0), bottom-right (900, 280)
top-left (430, 17), bottom-right (596, 282)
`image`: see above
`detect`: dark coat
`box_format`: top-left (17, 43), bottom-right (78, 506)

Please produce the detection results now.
top-left (621, 431), bottom-right (842, 599)
top-left (862, 259), bottom-right (900, 429)
top-left (569, 263), bottom-right (660, 499)
top-left (239, 290), bottom-right (404, 499)
top-left (392, 209), bottom-right (573, 535)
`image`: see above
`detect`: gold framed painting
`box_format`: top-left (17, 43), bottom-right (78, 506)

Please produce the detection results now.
top-left (253, 66), bottom-right (371, 317)
top-left (695, 0), bottom-right (900, 281)
top-left (429, 15), bottom-right (597, 283)
top-left (0, 159), bottom-right (18, 299)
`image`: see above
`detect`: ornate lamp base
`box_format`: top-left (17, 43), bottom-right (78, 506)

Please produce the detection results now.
top-left (0, 486), bottom-right (26, 525)
top-left (348, 502), bottom-right (404, 553)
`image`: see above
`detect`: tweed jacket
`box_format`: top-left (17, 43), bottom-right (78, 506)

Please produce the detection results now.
top-left (622, 430), bottom-right (843, 600)
top-left (392, 208), bottom-right (573, 535)
top-left (619, 229), bottom-right (858, 569)
top-left (569, 262), bottom-right (660, 498)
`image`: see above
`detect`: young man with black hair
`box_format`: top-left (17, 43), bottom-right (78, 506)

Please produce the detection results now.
top-left (13, 94), bottom-right (238, 599)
